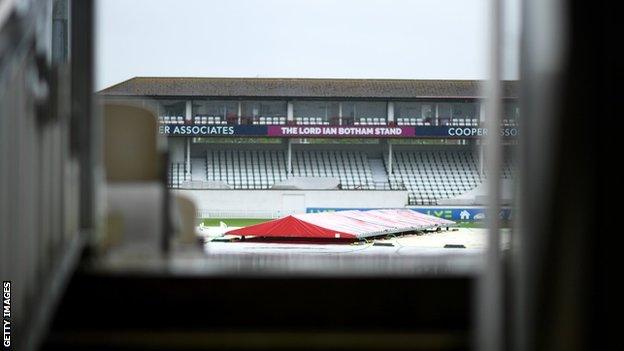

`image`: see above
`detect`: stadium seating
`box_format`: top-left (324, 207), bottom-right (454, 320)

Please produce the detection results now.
top-left (172, 147), bottom-right (514, 204)
top-left (291, 150), bottom-right (374, 190)
top-left (205, 149), bottom-right (288, 189)
top-left (168, 162), bottom-right (188, 188)
top-left (158, 115), bottom-right (185, 124)
top-left (395, 118), bottom-right (432, 126)
top-left (385, 150), bottom-right (484, 205)
top-left (501, 161), bottom-right (516, 179)
top-left (193, 115), bottom-right (227, 124)
top-left (502, 118), bottom-right (517, 127)
top-left (201, 149), bottom-right (374, 190)
top-left (295, 117), bottom-right (330, 125)
top-left (254, 116), bottom-right (287, 125)
top-left (354, 117), bottom-right (386, 125)
top-left (385, 150), bottom-right (514, 205)
top-left (395, 118), bottom-right (479, 126)
top-left (449, 118), bottom-right (479, 126)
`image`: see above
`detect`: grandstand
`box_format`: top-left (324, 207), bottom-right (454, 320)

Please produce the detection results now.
top-left (168, 162), bottom-right (188, 187)
top-left (100, 77), bottom-right (518, 210)
top-left (203, 149), bottom-right (287, 189)
top-left (193, 149), bottom-right (374, 190)
top-left (168, 145), bottom-right (515, 205)
top-left (386, 150), bottom-right (482, 205)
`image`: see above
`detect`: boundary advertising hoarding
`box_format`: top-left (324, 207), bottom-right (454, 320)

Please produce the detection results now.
top-left (306, 207), bottom-right (512, 221)
top-left (159, 124), bottom-right (518, 138)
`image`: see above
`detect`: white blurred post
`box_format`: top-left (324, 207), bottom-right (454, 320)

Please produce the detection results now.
top-left (387, 101), bottom-right (394, 124)
top-left (287, 101), bottom-right (294, 123)
top-left (478, 0), bottom-right (504, 350)
top-left (237, 101), bottom-right (242, 124)
top-left (338, 102), bottom-right (343, 125)
top-left (185, 100), bottom-right (192, 122)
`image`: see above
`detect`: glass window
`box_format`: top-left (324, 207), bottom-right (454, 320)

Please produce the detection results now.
top-left (157, 99), bottom-right (185, 118)
top-left (451, 102), bottom-right (478, 119)
top-left (504, 100), bottom-right (519, 121)
top-left (394, 102), bottom-right (434, 125)
top-left (450, 102), bottom-right (480, 126)
top-left (342, 101), bottom-right (386, 125)
top-left (394, 101), bottom-right (479, 125)
top-left (421, 104), bottom-right (434, 122)
top-left (438, 103), bottom-right (452, 125)
top-left (193, 100), bottom-right (238, 124)
top-left (395, 102), bottom-right (422, 119)
top-left (293, 101), bottom-right (339, 125)
top-left (241, 100), bottom-right (287, 124)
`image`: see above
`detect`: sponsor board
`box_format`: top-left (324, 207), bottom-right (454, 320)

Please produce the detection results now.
top-left (306, 207), bottom-right (512, 221)
top-left (158, 124), bottom-right (266, 136)
top-left (267, 126), bottom-right (414, 137)
top-left (160, 124), bottom-right (518, 139)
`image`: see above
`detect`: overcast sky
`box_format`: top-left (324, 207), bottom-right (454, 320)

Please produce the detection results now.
top-left (96, 0), bottom-right (520, 90)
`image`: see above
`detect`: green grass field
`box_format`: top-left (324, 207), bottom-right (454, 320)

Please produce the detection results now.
top-left (456, 221), bottom-right (486, 228)
top-left (456, 220), bottom-right (512, 228)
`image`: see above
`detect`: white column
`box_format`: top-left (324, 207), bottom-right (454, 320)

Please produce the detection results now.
top-left (237, 101), bottom-right (242, 124)
top-left (388, 142), bottom-right (393, 174)
top-left (338, 102), bottom-right (343, 125)
top-left (435, 103), bottom-right (439, 126)
top-left (186, 137), bottom-right (191, 177)
top-left (287, 101), bottom-right (294, 123)
top-left (387, 101), bottom-right (395, 124)
top-left (185, 100), bottom-right (192, 123)
top-left (287, 139), bottom-right (292, 175)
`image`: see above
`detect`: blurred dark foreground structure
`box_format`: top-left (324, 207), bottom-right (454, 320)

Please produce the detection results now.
top-left (0, 0), bottom-right (613, 350)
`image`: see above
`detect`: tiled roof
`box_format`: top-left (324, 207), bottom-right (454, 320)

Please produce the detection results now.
top-left (99, 77), bottom-right (518, 99)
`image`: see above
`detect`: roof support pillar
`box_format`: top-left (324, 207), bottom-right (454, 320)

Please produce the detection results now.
top-left (338, 102), bottom-right (343, 125)
top-left (388, 141), bottom-right (393, 175)
top-left (186, 137), bottom-right (191, 178)
top-left (287, 101), bottom-right (294, 123)
top-left (387, 101), bottom-right (395, 124)
top-left (435, 103), bottom-right (440, 126)
top-left (185, 100), bottom-right (192, 123)
top-left (237, 101), bottom-right (242, 124)
top-left (287, 138), bottom-right (293, 175)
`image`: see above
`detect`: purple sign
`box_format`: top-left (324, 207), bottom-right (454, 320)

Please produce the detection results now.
top-left (267, 125), bottom-right (415, 138)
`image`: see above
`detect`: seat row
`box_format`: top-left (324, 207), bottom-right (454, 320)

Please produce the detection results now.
top-left (173, 149), bottom-right (514, 204)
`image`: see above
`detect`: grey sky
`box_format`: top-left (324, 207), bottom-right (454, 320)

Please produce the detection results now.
top-left (96, 0), bottom-right (519, 90)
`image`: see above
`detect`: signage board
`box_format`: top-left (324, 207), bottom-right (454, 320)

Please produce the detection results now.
top-left (159, 124), bottom-right (518, 139)
top-left (306, 207), bottom-right (512, 221)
